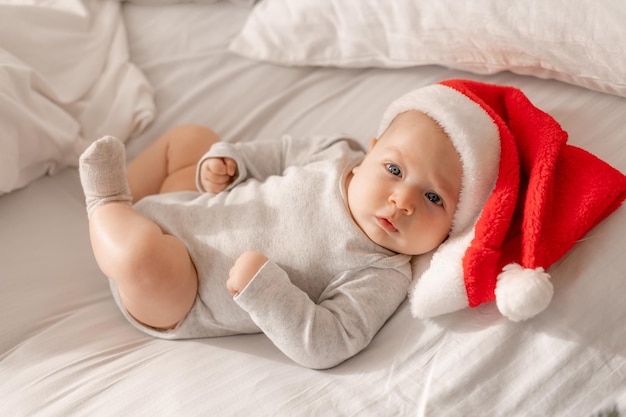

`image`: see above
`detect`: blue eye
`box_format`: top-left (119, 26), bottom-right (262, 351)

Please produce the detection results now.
top-left (386, 163), bottom-right (402, 177)
top-left (426, 191), bottom-right (443, 206)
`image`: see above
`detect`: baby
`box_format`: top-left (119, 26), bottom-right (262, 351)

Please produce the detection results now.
top-left (79, 81), bottom-right (499, 369)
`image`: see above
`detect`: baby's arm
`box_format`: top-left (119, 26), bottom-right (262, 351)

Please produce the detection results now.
top-left (232, 261), bottom-right (410, 369)
top-left (195, 134), bottom-right (362, 192)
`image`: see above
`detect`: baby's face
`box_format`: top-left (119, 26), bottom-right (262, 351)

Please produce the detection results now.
top-left (346, 111), bottom-right (462, 255)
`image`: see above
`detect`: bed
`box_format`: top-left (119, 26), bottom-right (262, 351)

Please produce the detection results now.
top-left (1, 1), bottom-right (625, 415)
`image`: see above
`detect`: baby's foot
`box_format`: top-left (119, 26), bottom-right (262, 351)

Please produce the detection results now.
top-left (79, 136), bottom-right (132, 216)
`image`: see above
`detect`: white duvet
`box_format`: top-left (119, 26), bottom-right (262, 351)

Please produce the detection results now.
top-left (0, 0), bottom-right (154, 194)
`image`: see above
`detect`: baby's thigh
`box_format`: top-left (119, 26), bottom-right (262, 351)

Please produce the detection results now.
top-left (164, 125), bottom-right (221, 172)
top-left (128, 124), bottom-right (221, 198)
top-left (116, 229), bottom-right (199, 330)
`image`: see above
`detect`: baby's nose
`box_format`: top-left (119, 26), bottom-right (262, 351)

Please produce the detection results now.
top-left (389, 190), bottom-right (415, 215)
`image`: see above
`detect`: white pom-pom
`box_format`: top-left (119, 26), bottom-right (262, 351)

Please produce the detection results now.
top-left (495, 263), bottom-right (553, 321)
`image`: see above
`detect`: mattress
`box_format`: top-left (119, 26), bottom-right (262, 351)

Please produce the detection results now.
top-left (1, 2), bottom-right (625, 416)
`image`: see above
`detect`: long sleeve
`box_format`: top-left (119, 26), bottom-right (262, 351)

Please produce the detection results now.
top-left (195, 134), bottom-right (362, 192)
top-left (234, 258), bottom-right (411, 369)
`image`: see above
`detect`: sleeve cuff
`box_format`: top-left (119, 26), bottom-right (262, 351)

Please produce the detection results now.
top-left (233, 260), bottom-right (289, 311)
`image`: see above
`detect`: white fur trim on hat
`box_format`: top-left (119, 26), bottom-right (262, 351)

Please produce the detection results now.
top-left (378, 84), bottom-right (501, 236)
top-left (409, 224), bottom-right (474, 318)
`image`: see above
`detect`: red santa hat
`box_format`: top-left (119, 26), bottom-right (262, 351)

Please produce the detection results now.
top-left (378, 79), bottom-right (626, 321)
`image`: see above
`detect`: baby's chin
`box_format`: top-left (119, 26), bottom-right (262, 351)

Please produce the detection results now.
top-left (383, 237), bottom-right (447, 257)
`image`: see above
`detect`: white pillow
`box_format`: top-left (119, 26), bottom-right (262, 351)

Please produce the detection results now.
top-left (0, 0), bottom-right (155, 194)
top-left (230, 0), bottom-right (626, 97)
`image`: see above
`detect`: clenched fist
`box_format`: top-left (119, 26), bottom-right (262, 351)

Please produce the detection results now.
top-left (199, 157), bottom-right (237, 193)
top-left (227, 251), bottom-right (269, 296)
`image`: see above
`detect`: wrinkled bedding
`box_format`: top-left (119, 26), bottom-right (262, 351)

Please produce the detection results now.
top-left (0, 0), bottom-right (154, 193)
top-left (1, 2), bottom-right (625, 416)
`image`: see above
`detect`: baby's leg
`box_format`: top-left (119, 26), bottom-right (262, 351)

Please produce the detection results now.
top-left (127, 125), bottom-right (220, 202)
top-left (80, 137), bottom-right (198, 329)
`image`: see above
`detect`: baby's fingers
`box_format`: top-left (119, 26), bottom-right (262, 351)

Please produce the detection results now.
top-left (200, 158), bottom-right (236, 193)
top-left (204, 158), bottom-right (228, 175)
top-left (224, 158), bottom-right (237, 177)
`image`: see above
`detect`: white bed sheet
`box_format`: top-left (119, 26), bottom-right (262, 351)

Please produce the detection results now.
top-left (0, 0), bottom-right (154, 194)
top-left (1, 2), bottom-right (625, 416)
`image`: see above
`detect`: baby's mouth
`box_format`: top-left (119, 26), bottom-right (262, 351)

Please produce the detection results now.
top-left (377, 217), bottom-right (398, 233)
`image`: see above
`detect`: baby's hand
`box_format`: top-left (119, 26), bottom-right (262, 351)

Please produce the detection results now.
top-left (199, 157), bottom-right (237, 193)
top-left (227, 251), bottom-right (269, 296)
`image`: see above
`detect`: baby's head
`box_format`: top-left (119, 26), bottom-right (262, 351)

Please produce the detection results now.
top-left (347, 83), bottom-right (500, 256)
top-left (372, 79), bottom-right (626, 322)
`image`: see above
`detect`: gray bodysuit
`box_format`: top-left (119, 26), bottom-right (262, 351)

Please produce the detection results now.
top-left (110, 134), bottom-right (411, 369)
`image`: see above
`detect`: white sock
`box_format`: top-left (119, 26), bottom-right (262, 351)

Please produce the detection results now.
top-left (79, 136), bottom-right (132, 216)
